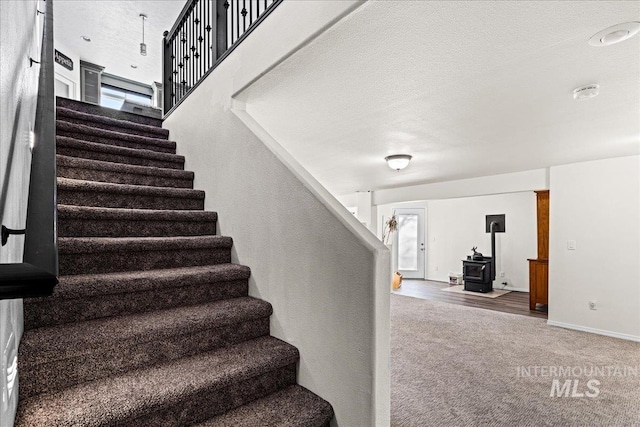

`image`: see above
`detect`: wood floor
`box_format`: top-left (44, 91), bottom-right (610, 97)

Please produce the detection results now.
top-left (393, 279), bottom-right (548, 319)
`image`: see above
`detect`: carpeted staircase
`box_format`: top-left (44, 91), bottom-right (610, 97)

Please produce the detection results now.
top-left (15, 98), bottom-right (334, 426)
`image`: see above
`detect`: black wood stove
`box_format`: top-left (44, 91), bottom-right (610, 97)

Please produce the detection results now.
top-left (462, 215), bottom-right (505, 293)
top-left (463, 256), bottom-right (494, 293)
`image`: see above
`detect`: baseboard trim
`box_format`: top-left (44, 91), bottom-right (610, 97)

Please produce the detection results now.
top-left (547, 320), bottom-right (640, 342)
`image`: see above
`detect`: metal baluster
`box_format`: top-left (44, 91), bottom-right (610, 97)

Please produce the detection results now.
top-left (236, 0), bottom-right (240, 44)
top-left (195, 0), bottom-right (201, 82)
top-left (189, 7), bottom-right (193, 91)
top-left (242, 0), bottom-right (247, 32)
top-left (205, 0), bottom-right (210, 68)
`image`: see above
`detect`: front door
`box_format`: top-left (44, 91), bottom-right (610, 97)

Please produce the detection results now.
top-left (394, 208), bottom-right (425, 279)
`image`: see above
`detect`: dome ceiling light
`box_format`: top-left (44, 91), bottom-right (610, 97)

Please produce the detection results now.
top-left (385, 154), bottom-right (412, 171)
top-left (589, 22), bottom-right (640, 46)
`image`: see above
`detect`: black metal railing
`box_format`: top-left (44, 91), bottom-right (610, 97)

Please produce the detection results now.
top-left (163, 0), bottom-right (281, 114)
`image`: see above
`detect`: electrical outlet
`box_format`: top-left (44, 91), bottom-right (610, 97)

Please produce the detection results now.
top-left (500, 271), bottom-right (505, 277)
top-left (589, 300), bottom-right (597, 310)
top-left (567, 240), bottom-right (577, 250)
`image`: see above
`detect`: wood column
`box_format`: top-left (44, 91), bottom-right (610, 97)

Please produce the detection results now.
top-left (528, 190), bottom-right (549, 310)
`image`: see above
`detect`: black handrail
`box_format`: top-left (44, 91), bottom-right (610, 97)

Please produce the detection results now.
top-left (0, 0), bottom-right (58, 299)
top-left (163, 0), bottom-right (282, 115)
top-left (24, 0), bottom-right (58, 277)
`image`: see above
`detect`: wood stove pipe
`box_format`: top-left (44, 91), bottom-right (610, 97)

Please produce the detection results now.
top-left (490, 221), bottom-right (498, 281)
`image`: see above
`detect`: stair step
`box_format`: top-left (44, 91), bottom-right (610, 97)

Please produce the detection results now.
top-left (58, 205), bottom-right (215, 237)
top-left (56, 97), bottom-right (163, 127)
top-left (57, 155), bottom-right (194, 188)
top-left (57, 120), bottom-right (176, 154)
top-left (57, 177), bottom-right (204, 210)
top-left (195, 385), bottom-right (334, 427)
top-left (57, 136), bottom-right (185, 169)
top-left (15, 336), bottom-right (298, 427)
top-left (58, 235), bottom-right (232, 275)
top-left (24, 264), bottom-right (251, 329)
top-left (19, 297), bottom-right (272, 398)
top-left (57, 106), bottom-right (170, 139)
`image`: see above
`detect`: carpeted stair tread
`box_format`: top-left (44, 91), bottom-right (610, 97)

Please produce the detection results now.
top-left (57, 136), bottom-right (185, 169)
top-left (57, 155), bottom-right (194, 185)
top-left (57, 120), bottom-right (177, 153)
top-left (57, 97), bottom-right (163, 127)
top-left (58, 235), bottom-right (231, 254)
top-left (58, 235), bottom-right (233, 275)
top-left (15, 336), bottom-right (299, 427)
top-left (23, 264), bottom-right (251, 329)
top-left (58, 205), bottom-right (213, 222)
top-left (57, 106), bottom-right (170, 139)
top-left (57, 177), bottom-right (205, 210)
top-left (32, 263), bottom-right (250, 301)
top-left (58, 205), bottom-right (216, 237)
top-left (21, 297), bottom-right (271, 363)
top-left (195, 385), bottom-right (334, 427)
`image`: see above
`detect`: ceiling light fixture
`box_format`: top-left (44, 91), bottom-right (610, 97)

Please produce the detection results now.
top-left (81, 36), bottom-right (91, 42)
top-left (573, 84), bottom-right (599, 100)
top-left (385, 154), bottom-right (412, 171)
top-left (589, 22), bottom-right (640, 46)
top-left (139, 13), bottom-right (147, 56)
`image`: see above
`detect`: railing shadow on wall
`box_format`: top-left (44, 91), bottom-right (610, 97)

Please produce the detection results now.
top-left (0, 0), bottom-right (58, 299)
top-left (163, 0), bottom-right (282, 115)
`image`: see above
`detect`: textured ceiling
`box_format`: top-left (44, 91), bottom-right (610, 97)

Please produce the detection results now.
top-left (54, 0), bottom-right (186, 84)
top-left (241, 1), bottom-right (640, 196)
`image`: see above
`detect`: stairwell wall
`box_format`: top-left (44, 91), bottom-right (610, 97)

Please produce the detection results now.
top-left (0, 0), bottom-right (44, 425)
top-left (163, 1), bottom-right (391, 426)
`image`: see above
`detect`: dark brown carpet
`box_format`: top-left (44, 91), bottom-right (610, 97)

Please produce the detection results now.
top-left (391, 294), bottom-right (640, 426)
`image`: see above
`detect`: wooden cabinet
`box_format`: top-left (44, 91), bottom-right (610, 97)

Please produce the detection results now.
top-left (529, 190), bottom-right (549, 310)
top-left (528, 259), bottom-right (548, 309)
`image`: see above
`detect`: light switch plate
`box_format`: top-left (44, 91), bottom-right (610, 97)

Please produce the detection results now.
top-left (567, 240), bottom-right (576, 250)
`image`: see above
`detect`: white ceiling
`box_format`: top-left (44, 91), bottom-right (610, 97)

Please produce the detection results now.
top-left (54, 0), bottom-right (186, 84)
top-left (241, 1), bottom-right (640, 197)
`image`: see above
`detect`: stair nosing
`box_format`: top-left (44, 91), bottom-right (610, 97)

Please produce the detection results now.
top-left (57, 155), bottom-right (193, 180)
top-left (57, 177), bottom-right (204, 199)
top-left (30, 263), bottom-right (250, 300)
top-left (57, 136), bottom-right (184, 164)
top-left (57, 106), bottom-right (169, 137)
top-left (57, 119), bottom-right (176, 150)
top-left (57, 205), bottom-right (216, 221)
top-left (57, 235), bottom-right (232, 254)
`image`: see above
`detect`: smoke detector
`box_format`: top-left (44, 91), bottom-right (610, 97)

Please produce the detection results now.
top-left (589, 22), bottom-right (640, 46)
top-left (573, 84), bottom-right (599, 100)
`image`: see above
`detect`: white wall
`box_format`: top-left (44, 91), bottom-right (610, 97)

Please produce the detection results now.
top-left (0, 0), bottom-right (43, 424)
top-left (548, 156), bottom-right (640, 341)
top-left (425, 192), bottom-right (536, 291)
top-left (165, 1), bottom-right (391, 426)
top-left (53, 39), bottom-right (80, 100)
top-left (377, 193), bottom-right (537, 290)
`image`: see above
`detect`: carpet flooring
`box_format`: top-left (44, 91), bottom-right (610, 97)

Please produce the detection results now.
top-left (15, 98), bottom-right (333, 426)
top-left (391, 294), bottom-right (640, 426)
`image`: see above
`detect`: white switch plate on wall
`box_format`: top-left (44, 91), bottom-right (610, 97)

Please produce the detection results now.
top-left (567, 240), bottom-right (577, 250)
